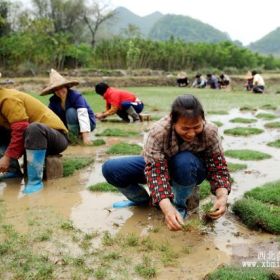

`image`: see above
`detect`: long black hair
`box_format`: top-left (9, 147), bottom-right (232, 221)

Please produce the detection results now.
top-left (171, 94), bottom-right (205, 123)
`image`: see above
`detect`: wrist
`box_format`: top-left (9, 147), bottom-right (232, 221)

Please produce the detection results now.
top-left (159, 198), bottom-right (173, 214)
top-left (215, 188), bottom-right (228, 198)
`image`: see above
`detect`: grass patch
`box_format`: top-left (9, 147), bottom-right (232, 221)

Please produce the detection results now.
top-left (227, 162), bottom-right (247, 172)
top-left (256, 113), bottom-right (278, 120)
top-left (224, 127), bottom-right (263, 136)
top-left (211, 121), bottom-right (223, 127)
top-left (199, 180), bottom-right (211, 200)
top-left (229, 117), bottom-right (257, 124)
top-left (224, 149), bottom-right (271, 160)
top-left (63, 157), bottom-right (94, 177)
top-left (264, 121), bottom-right (280, 128)
top-left (260, 104), bottom-right (277, 110)
top-left (205, 266), bottom-right (277, 280)
top-left (207, 110), bottom-right (228, 115)
top-left (181, 219), bottom-right (204, 232)
top-left (244, 180), bottom-right (280, 206)
top-left (91, 139), bottom-right (106, 146)
top-left (267, 139), bottom-right (280, 148)
top-left (135, 256), bottom-right (157, 279)
top-left (239, 106), bottom-right (257, 111)
top-left (96, 128), bottom-right (139, 137)
top-left (106, 142), bottom-right (142, 155)
top-left (232, 197), bottom-right (280, 234)
top-left (88, 182), bottom-right (118, 192)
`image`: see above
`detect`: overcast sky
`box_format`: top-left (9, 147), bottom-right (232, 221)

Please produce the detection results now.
top-left (109, 0), bottom-right (280, 45)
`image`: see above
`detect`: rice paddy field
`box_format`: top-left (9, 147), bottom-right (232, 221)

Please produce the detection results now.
top-left (1, 83), bottom-right (280, 279)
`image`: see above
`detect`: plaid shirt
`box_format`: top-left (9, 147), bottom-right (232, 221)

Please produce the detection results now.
top-left (143, 115), bottom-right (231, 205)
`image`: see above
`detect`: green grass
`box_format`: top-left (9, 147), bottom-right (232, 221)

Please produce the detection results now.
top-left (229, 117), bottom-right (257, 124)
top-left (199, 180), bottom-right (211, 199)
top-left (34, 88), bottom-right (280, 117)
top-left (227, 162), bottom-right (247, 172)
top-left (91, 139), bottom-right (106, 146)
top-left (211, 120), bottom-right (223, 127)
top-left (206, 266), bottom-right (277, 280)
top-left (224, 149), bottom-right (271, 160)
top-left (62, 157), bottom-right (94, 177)
top-left (224, 127), bottom-right (264, 136)
top-left (260, 104), bottom-right (277, 110)
top-left (264, 121), bottom-right (280, 128)
top-left (267, 139), bottom-right (280, 148)
top-left (88, 182), bottom-right (119, 192)
top-left (106, 142), bottom-right (142, 155)
top-left (256, 113), bottom-right (278, 120)
top-left (239, 106), bottom-right (257, 111)
top-left (232, 197), bottom-right (280, 234)
top-left (207, 110), bottom-right (228, 115)
top-left (96, 128), bottom-right (139, 137)
top-left (244, 180), bottom-right (280, 206)
top-left (135, 256), bottom-right (157, 279)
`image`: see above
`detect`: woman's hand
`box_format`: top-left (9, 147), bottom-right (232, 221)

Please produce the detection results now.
top-left (0, 155), bottom-right (11, 172)
top-left (95, 113), bottom-right (106, 120)
top-left (159, 198), bottom-right (184, 231)
top-left (207, 188), bottom-right (228, 220)
top-left (81, 132), bottom-right (92, 145)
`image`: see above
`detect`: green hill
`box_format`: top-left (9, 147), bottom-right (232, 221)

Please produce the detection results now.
top-left (249, 27), bottom-right (280, 55)
top-left (104, 7), bottom-right (163, 37)
top-left (148, 14), bottom-right (230, 43)
top-left (101, 7), bottom-right (230, 43)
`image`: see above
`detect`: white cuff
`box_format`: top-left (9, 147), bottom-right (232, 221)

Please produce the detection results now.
top-left (77, 108), bottom-right (91, 133)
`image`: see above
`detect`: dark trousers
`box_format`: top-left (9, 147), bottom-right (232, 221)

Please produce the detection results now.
top-left (0, 123), bottom-right (68, 172)
top-left (102, 151), bottom-right (207, 215)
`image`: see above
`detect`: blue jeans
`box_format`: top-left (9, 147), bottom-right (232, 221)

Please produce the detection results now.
top-left (66, 108), bottom-right (96, 135)
top-left (102, 151), bottom-right (207, 217)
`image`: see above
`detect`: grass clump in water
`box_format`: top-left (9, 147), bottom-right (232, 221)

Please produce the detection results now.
top-left (91, 139), bottom-right (106, 146)
top-left (211, 121), bottom-right (223, 127)
top-left (229, 117), bottom-right (257, 124)
top-left (244, 180), bottom-right (280, 206)
top-left (227, 162), bottom-right (247, 172)
top-left (205, 266), bottom-right (277, 280)
top-left (88, 182), bottom-right (118, 192)
top-left (224, 149), bottom-right (271, 160)
top-left (264, 121), bottom-right (280, 128)
top-left (224, 127), bottom-right (263, 136)
top-left (267, 139), bottom-right (280, 148)
top-left (96, 128), bottom-right (139, 137)
top-left (260, 104), bottom-right (277, 110)
top-left (63, 157), bottom-right (94, 177)
top-left (135, 256), bottom-right (157, 279)
top-left (181, 219), bottom-right (204, 232)
top-left (106, 142), bottom-right (142, 155)
top-left (256, 113), bottom-right (277, 120)
top-left (232, 197), bottom-right (280, 234)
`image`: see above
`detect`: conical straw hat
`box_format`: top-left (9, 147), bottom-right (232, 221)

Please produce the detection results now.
top-left (40, 69), bottom-right (79, 96)
top-left (177, 71), bottom-right (187, 79)
top-left (245, 71), bottom-right (253, 80)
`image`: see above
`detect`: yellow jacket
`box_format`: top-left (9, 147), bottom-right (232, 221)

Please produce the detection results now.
top-left (0, 88), bottom-right (67, 133)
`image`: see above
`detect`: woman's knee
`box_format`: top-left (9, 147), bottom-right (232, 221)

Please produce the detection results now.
top-left (170, 151), bottom-right (206, 185)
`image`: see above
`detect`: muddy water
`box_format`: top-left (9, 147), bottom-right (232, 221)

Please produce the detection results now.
top-left (1, 108), bottom-right (280, 279)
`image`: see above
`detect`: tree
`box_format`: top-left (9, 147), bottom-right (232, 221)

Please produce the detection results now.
top-left (0, 0), bottom-right (11, 36)
top-left (31, 0), bottom-right (86, 41)
top-left (83, 0), bottom-right (115, 47)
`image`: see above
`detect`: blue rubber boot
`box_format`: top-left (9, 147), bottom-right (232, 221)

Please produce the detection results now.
top-left (23, 149), bottom-right (46, 194)
top-left (172, 181), bottom-right (196, 219)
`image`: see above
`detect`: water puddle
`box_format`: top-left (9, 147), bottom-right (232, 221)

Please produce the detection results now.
top-left (1, 107), bottom-right (280, 278)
